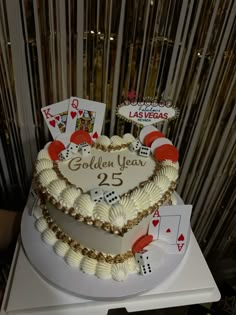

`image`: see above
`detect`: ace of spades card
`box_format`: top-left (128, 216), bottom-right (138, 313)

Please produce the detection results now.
top-left (66, 97), bottom-right (106, 140)
top-left (148, 205), bottom-right (192, 254)
top-left (41, 99), bottom-right (69, 139)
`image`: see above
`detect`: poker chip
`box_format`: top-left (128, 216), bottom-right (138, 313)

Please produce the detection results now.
top-left (132, 234), bottom-right (153, 253)
top-left (139, 125), bottom-right (157, 144)
top-left (150, 137), bottom-right (173, 153)
top-left (154, 144), bottom-right (179, 162)
top-left (144, 130), bottom-right (165, 147)
top-left (48, 140), bottom-right (65, 161)
top-left (70, 130), bottom-right (92, 145)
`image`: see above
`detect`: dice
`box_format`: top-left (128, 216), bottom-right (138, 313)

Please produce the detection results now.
top-left (90, 188), bottom-right (104, 203)
top-left (58, 148), bottom-right (74, 161)
top-left (104, 191), bottom-right (120, 205)
top-left (68, 142), bottom-right (80, 154)
top-left (79, 143), bottom-right (91, 156)
top-left (140, 262), bottom-right (152, 275)
top-left (135, 249), bottom-right (152, 275)
top-left (129, 139), bottom-right (141, 152)
top-left (139, 146), bottom-right (151, 157)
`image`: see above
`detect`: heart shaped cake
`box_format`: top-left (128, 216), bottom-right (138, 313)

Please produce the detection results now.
top-left (33, 130), bottom-right (179, 281)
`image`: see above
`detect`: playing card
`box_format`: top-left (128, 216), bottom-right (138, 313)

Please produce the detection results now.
top-left (158, 215), bottom-right (181, 244)
top-left (151, 239), bottom-right (186, 254)
top-left (148, 205), bottom-right (192, 254)
top-left (148, 209), bottom-right (160, 240)
top-left (41, 99), bottom-right (69, 139)
top-left (66, 97), bottom-right (106, 139)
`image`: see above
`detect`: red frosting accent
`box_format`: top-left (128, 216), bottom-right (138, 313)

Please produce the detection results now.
top-left (132, 234), bottom-right (153, 253)
top-left (144, 131), bottom-right (165, 147)
top-left (48, 140), bottom-right (65, 161)
top-left (70, 130), bottom-right (92, 145)
top-left (154, 144), bottom-right (179, 162)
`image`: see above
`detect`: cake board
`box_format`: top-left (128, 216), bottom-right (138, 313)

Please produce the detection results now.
top-left (20, 194), bottom-right (191, 300)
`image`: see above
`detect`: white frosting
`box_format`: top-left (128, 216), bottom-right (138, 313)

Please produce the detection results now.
top-left (125, 257), bottom-right (140, 274)
top-left (38, 169), bottom-right (57, 187)
top-left (95, 262), bottom-right (112, 279)
top-left (160, 166), bottom-right (178, 182)
top-left (80, 257), bottom-right (97, 275)
top-left (95, 135), bottom-right (111, 147)
top-left (47, 179), bottom-right (67, 200)
top-left (74, 194), bottom-right (95, 216)
top-left (161, 160), bottom-right (179, 170)
top-left (131, 189), bottom-right (151, 209)
top-left (42, 229), bottom-right (57, 245)
top-left (33, 205), bottom-right (42, 219)
top-left (119, 196), bottom-right (137, 211)
top-left (143, 182), bottom-right (161, 204)
top-left (35, 217), bottom-right (48, 232)
top-left (93, 202), bottom-right (110, 221)
top-left (109, 204), bottom-right (127, 228)
top-left (54, 240), bottom-right (70, 257)
top-left (37, 149), bottom-right (50, 160)
top-left (59, 187), bottom-right (81, 208)
top-left (111, 263), bottom-right (128, 281)
top-left (153, 175), bottom-right (170, 193)
top-left (109, 203), bottom-right (136, 227)
top-left (65, 249), bottom-right (83, 267)
top-left (35, 159), bottom-right (53, 173)
top-left (110, 135), bottom-right (125, 146)
top-left (122, 133), bottom-right (135, 143)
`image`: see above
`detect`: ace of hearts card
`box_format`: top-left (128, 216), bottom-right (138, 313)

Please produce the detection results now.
top-left (41, 99), bottom-right (69, 139)
top-left (66, 97), bottom-right (106, 140)
top-left (148, 205), bottom-right (192, 254)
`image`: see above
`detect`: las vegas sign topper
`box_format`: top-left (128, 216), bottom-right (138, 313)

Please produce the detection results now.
top-left (117, 94), bottom-right (179, 127)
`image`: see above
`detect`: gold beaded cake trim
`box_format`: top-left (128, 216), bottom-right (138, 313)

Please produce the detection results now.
top-left (42, 207), bottom-right (133, 264)
top-left (36, 181), bottom-right (176, 236)
top-left (91, 142), bottom-right (130, 151)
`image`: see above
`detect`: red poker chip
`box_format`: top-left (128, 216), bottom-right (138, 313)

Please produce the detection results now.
top-left (154, 144), bottom-right (179, 162)
top-left (70, 130), bottom-right (92, 145)
top-left (144, 131), bottom-right (165, 147)
top-left (48, 140), bottom-right (65, 161)
top-left (132, 234), bottom-right (153, 254)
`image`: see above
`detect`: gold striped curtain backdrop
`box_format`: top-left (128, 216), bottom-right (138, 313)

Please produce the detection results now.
top-left (0, 0), bottom-right (235, 257)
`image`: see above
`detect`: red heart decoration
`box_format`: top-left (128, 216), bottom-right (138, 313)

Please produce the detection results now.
top-left (55, 115), bottom-right (60, 121)
top-left (152, 220), bottom-right (159, 227)
top-left (92, 131), bottom-right (98, 139)
top-left (70, 111), bottom-right (77, 119)
top-left (166, 228), bottom-right (171, 233)
top-left (79, 110), bottom-right (83, 116)
top-left (178, 234), bottom-right (184, 241)
top-left (49, 120), bottom-right (56, 127)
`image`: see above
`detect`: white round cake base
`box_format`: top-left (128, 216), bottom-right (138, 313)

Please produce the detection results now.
top-left (21, 198), bottom-right (187, 300)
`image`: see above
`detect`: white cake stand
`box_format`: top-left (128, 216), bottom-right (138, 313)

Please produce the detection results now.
top-left (21, 195), bottom-right (187, 300)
